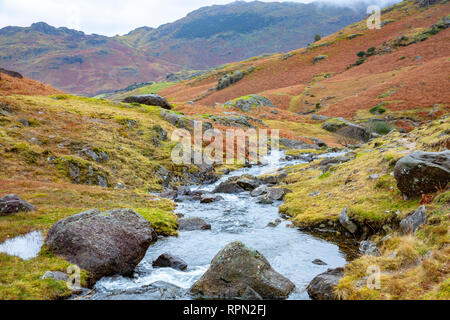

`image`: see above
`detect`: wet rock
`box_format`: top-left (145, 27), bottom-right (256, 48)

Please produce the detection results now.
top-left (359, 241), bottom-right (381, 257)
top-left (152, 253), bottom-right (187, 271)
top-left (394, 151), bottom-right (450, 198)
top-left (307, 267), bottom-right (344, 300)
top-left (46, 208), bottom-right (156, 284)
top-left (213, 181), bottom-right (245, 194)
top-left (400, 206), bottom-right (427, 234)
top-left (259, 172), bottom-right (288, 185)
top-left (191, 241), bottom-right (295, 299)
top-left (257, 194), bottom-right (273, 204)
top-left (312, 259), bottom-right (328, 266)
top-left (267, 219), bottom-right (282, 227)
top-left (0, 194), bottom-right (35, 215)
top-left (41, 271), bottom-right (68, 282)
top-left (178, 217), bottom-right (211, 231)
top-left (236, 178), bottom-right (260, 191)
top-left (200, 193), bottom-right (223, 203)
top-left (123, 94), bottom-right (172, 110)
top-left (267, 187), bottom-right (292, 201)
top-left (339, 207), bottom-right (358, 234)
top-left (250, 185), bottom-right (269, 197)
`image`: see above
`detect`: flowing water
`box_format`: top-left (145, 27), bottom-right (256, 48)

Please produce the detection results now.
top-left (89, 150), bottom-right (352, 300)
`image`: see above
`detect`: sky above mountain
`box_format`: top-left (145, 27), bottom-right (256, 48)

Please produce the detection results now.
top-left (0, 0), bottom-right (401, 36)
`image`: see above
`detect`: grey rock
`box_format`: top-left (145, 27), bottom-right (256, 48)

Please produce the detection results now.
top-left (178, 217), bottom-right (211, 231)
top-left (267, 187), bottom-right (292, 201)
top-left (267, 219), bottom-right (282, 227)
top-left (0, 194), bottom-right (35, 215)
top-left (307, 268), bottom-right (344, 300)
top-left (200, 193), bottom-right (223, 203)
top-left (41, 271), bottom-right (68, 282)
top-left (250, 185), bottom-right (269, 197)
top-left (339, 207), bottom-right (358, 234)
top-left (400, 206), bottom-right (427, 234)
top-left (312, 259), bottom-right (328, 266)
top-left (213, 181), bottom-right (245, 194)
top-left (236, 178), bottom-right (260, 191)
top-left (259, 172), bottom-right (288, 185)
top-left (191, 241), bottom-right (295, 299)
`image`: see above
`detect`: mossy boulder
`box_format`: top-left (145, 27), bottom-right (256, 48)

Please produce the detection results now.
top-left (217, 70), bottom-right (244, 90)
top-left (190, 241), bottom-right (295, 299)
top-left (54, 156), bottom-right (109, 187)
top-left (307, 267), bottom-right (344, 300)
top-left (322, 117), bottom-right (371, 142)
top-left (122, 94), bottom-right (172, 110)
top-left (0, 194), bottom-right (36, 216)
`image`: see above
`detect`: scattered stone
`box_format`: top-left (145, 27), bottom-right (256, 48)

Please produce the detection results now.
top-left (41, 271), bottom-right (68, 282)
top-left (178, 217), bottom-right (211, 231)
top-left (123, 94), bottom-right (172, 110)
top-left (307, 267), bottom-right (344, 300)
top-left (312, 259), bottom-right (328, 266)
top-left (309, 191), bottom-right (321, 197)
top-left (0, 194), bottom-right (36, 215)
top-left (359, 241), bottom-right (381, 256)
top-left (400, 206), bottom-right (427, 234)
top-left (394, 151), bottom-right (450, 198)
top-left (18, 118), bottom-right (30, 127)
top-left (223, 94), bottom-right (275, 113)
top-left (339, 207), bottom-right (358, 234)
top-left (45, 209), bottom-right (156, 284)
top-left (152, 253), bottom-right (188, 271)
top-left (368, 174), bottom-right (381, 180)
top-left (190, 241), bottom-right (295, 299)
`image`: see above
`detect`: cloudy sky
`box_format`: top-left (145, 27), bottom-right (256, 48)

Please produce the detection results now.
top-left (0, 0), bottom-right (399, 36)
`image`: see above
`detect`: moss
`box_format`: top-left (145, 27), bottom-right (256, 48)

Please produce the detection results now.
top-left (136, 207), bottom-right (178, 237)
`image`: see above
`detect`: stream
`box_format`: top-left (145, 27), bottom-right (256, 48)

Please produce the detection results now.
top-left (88, 150), bottom-right (352, 300)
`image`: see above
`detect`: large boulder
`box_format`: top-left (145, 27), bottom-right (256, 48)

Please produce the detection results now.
top-left (0, 194), bottom-right (35, 215)
top-left (307, 268), bottom-right (344, 300)
top-left (400, 206), bottom-right (427, 234)
top-left (217, 71), bottom-right (244, 90)
top-left (223, 94), bottom-right (275, 113)
top-left (152, 253), bottom-right (187, 271)
top-left (45, 209), bottom-right (156, 284)
top-left (394, 151), bottom-right (450, 198)
top-left (123, 94), bottom-right (172, 110)
top-left (191, 241), bottom-right (295, 299)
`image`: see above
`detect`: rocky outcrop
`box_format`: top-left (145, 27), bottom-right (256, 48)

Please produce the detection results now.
top-left (400, 206), bottom-right (427, 234)
top-left (394, 151), bottom-right (450, 198)
top-left (178, 217), bottom-right (211, 231)
top-left (307, 267), bottom-right (344, 300)
top-left (123, 94), bottom-right (173, 110)
top-left (190, 241), bottom-right (295, 299)
top-left (45, 208), bottom-right (156, 284)
top-left (217, 70), bottom-right (244, 90)
top-left (152, 253), bottom-right (188, 271)
top-left (0, 194), bottom-right (35, 215)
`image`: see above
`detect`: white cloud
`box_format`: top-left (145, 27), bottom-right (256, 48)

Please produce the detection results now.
top-left (0, 0), bottom-right (401, 36)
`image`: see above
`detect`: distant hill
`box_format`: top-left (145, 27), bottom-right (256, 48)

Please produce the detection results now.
top-left (0, 1), bottom-right (385, 96)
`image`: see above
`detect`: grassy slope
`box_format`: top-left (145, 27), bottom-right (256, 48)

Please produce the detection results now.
top-left (0, 89), bottom-right (189, 298)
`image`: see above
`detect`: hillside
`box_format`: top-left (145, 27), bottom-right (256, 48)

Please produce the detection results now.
top-left (0, 1), bottom-right (378, 96)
